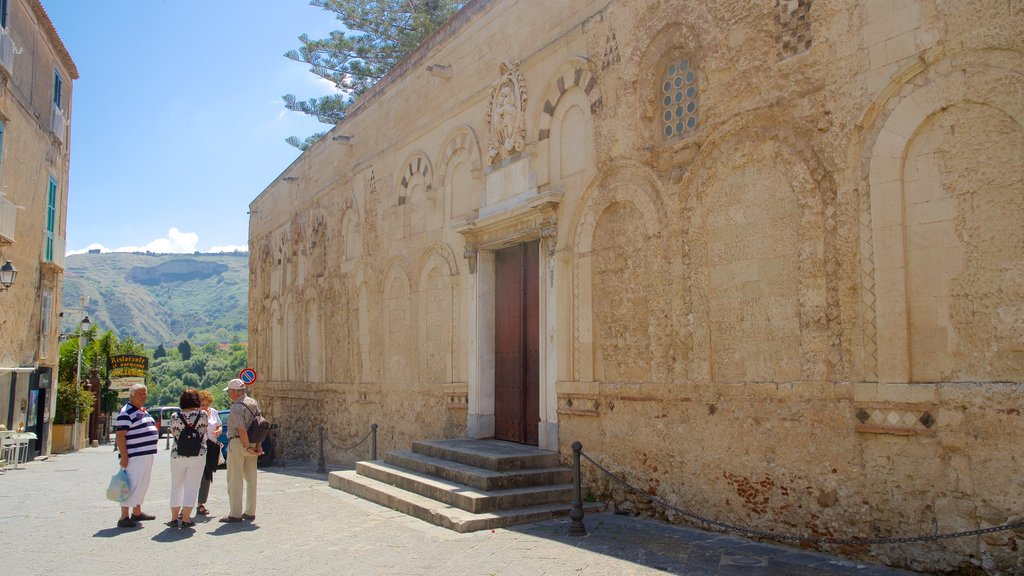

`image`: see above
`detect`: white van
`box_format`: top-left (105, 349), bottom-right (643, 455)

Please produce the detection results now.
top-left (150, 406), bottom-right (180, 438)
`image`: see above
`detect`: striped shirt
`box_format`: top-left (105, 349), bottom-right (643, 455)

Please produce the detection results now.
top-left (114, 403), bottom-right (159, 458)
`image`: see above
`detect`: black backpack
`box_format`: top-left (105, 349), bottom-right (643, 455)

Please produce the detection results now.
top-left (176, 412), bottom-right (203, 457)
top-left (245, 404), bottom-right (270, 446)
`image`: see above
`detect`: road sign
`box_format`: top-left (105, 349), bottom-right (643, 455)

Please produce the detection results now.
top-left (238, 368), bottom-right (257, 385)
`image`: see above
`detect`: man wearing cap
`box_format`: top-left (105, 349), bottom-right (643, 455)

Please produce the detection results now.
top-left (219, 378), bottom-right (263, 523)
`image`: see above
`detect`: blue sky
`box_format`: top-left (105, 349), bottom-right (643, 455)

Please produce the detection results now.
top-left (41, 0), bottom-right (341, 254)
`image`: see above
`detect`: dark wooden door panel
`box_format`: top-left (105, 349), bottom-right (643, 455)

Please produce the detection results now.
top-left (493, 242), bottom-right (540, 445)
top-left (495, 244), bottom-right (525, 442)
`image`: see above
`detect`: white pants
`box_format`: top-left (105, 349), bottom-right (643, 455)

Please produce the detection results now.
top-left (169, 455), bottom-right (205, 508)
top-left (124, 454), bottom-right (154, 508)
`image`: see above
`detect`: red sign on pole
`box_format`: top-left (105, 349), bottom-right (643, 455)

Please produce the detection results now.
top-left (238, 368), bottom-right (257, 385)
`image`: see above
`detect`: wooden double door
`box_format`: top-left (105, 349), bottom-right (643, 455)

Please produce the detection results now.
top-left (494, 241), bottom-right (540, 445)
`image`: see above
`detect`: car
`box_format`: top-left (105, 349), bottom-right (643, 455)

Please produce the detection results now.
top-left (216, 409), bottom-right (275, 467)
top-left (150, 407), bottom-right (180, 438)
top-left (216, 409), bottom-right (230, 463)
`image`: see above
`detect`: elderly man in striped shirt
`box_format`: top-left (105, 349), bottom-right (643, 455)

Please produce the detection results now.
top-left (114, 383), bottom-right (159, 528)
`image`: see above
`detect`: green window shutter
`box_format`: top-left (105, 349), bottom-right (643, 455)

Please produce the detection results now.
top-left (46, 177), bottom-right (57, 261)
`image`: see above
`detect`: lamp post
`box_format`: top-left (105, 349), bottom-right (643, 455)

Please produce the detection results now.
top-left (0, 259), bottom-right (16, 291)
top-left (72, 315), bottom-right (90, 451)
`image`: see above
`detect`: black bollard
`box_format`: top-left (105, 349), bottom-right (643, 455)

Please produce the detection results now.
top-left (569, 441), bottom-right (587, 536)
top-left (370, 423), bottom-right (378, 461)
top-left (317, 423), bottom-right (326, 473)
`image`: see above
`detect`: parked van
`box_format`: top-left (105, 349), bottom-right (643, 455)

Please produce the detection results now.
top-left (150, 407), bottom-right (180, 438)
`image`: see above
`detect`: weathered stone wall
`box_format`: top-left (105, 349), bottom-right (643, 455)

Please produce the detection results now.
top-left (249, 0), bottom-right (1024, 572)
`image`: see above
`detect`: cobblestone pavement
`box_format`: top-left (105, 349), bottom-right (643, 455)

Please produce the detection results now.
top-left (0, 445), bottom-right (924, 575)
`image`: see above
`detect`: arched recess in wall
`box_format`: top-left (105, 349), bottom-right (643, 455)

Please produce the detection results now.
top-left (857, 49), bottom-right (1024, 383)
top-left (305, 298), bottom-right (323, 383)
top-left (382, 260), bottom-right (413, 388)
top-left (682, 122), bottom-right (836, 384)
top-left (256, 237), bottom-right (273, 305)
top-left (270, 297), bottom-right (283, 381)
top-left (536, 57), bottom-right (601, 191)
top-left (571, 163), bottom-right (669, 383)
top-left (437, 125), bottom-right (482, 222)
top-left (625, 6), bottom-right (713, 154)
top-left (308, 209), bottom-right (328, 280)
top-left (356, 277), bottom-right (372, 384)
top-left (396, 151), bottom-right (439, 235)
top-left (285, 299), bottom-right (299, 382)
top-left (251, 237), bottom-right (274, 375)
top-left (340, 195), bottom-right (362, 272)
top-left (416, 242), bottom-right (460, 386)
top-left (322, 272), bottom-right (354, 384)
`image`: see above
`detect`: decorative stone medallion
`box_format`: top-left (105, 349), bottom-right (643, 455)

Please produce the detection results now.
top-left (486, 61), bottom-right (528, 164)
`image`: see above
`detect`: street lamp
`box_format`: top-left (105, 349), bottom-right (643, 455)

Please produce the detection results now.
top-left (0, 259), bottom-right (16, 291)
top-left (73, 315), bottom-right (91, 450)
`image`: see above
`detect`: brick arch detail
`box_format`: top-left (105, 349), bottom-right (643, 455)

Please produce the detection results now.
top-left (537, 56), bottom-right (603, 142)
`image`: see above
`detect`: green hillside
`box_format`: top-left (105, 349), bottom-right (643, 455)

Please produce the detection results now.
top-left (60, 252), bottom-right (249, 347)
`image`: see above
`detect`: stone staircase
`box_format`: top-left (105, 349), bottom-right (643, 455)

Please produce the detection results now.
top-left (329, 438), bottom-right (582, 532)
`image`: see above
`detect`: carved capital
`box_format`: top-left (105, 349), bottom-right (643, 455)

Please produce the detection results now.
top-left (463, 246), bottom-right (479, 274)
top-left (540, 224), bottom-right (558, 256)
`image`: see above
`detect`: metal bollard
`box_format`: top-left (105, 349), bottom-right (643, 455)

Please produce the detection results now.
top-left (569, 441), bottom-right (587, 536)
top-left (317, 423), bottom-right (326, 473)
top-left (370, 423), bottom-right (378, 461)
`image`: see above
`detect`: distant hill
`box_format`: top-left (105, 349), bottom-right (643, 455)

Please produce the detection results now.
top-left (60, 252), bottom-right (249, 347)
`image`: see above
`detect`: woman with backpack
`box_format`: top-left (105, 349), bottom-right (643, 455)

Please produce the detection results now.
top-left (166, 387), bottom-right (209, 528)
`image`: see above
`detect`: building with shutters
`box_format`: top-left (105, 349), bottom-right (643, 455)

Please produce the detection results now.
top-left (0, 0), bottom-right (77, 458)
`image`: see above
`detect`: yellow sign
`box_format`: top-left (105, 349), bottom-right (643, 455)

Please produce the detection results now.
top-left (109, 355), bottom-right (148, 379)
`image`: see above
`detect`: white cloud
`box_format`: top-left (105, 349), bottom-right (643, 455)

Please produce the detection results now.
top-left (66, 243), bottom-right (108, 256)
top-left (67, 228), bottom-right (201, 256)
top-left (209, 244), bottom-right (248, 253)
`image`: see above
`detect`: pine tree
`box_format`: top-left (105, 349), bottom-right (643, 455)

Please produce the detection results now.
top-left (283, 0), bottom-right (465, 150)
top-left (178, 340), bottom-right (192, 361)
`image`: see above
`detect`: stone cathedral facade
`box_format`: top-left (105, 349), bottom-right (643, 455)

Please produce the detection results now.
top-left (248, 1), bottom-right (1024, 572)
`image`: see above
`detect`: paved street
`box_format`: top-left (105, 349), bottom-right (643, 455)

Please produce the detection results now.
top-left (0, 445), bottom-right (922, 575)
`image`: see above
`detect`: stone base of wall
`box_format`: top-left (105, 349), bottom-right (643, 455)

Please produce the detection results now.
top-left (559, 381), bottom-right (1024, 575)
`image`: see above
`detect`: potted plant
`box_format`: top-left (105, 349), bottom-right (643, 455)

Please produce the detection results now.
top-left (51, 381), bottom-right (95, 452)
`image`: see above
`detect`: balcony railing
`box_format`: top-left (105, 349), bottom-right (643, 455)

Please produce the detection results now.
top-left (0, 29), bottom-right (13, 78)
top-left (41, 230), bottom-right (66, 271)
top-left (0, 194), bottom-right (16, 244)
top-left (50, 102), bottom-right (66, 143)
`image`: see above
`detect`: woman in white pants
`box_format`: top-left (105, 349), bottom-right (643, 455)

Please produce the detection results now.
top-left (167, 388), bottom-right (209, 528)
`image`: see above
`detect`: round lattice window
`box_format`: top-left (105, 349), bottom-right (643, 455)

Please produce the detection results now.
top-left (661, 58), bottom-right (698, 140)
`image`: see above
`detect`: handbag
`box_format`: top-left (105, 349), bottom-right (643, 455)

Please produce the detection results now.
top-left (106, 468), bottom-right (131, 503)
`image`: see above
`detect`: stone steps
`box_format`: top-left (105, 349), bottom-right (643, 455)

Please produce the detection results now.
top-left (384, 450), bottom-right (572, 491)
top-left (329, 438), bottom-right (585, 532)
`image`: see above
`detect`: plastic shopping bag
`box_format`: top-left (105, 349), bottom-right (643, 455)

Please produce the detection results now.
top-left (106, 468), bottom-right (131, 503)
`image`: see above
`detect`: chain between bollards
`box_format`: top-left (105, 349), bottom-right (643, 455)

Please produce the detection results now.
top-left (569, 440), bottom-right (587, 536)
top-left (317, 423), bottom-right (326, 472)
